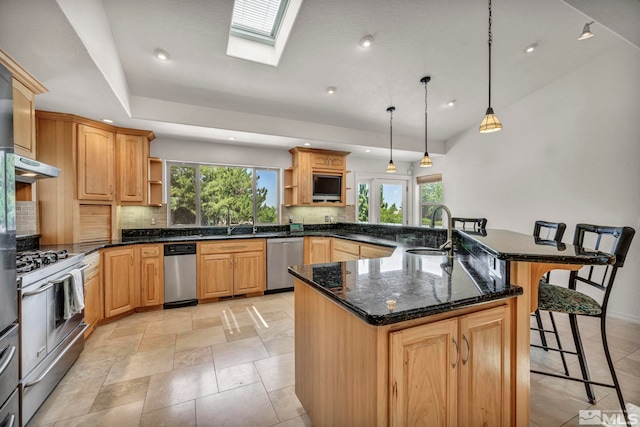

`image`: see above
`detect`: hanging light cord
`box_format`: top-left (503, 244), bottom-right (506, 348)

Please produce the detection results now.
top-left (487, 0), bottom-right (493, 109)
top-left (424, 80), bottom-right (428, 153)
top-left (389, 108), bottom-right (394, 161)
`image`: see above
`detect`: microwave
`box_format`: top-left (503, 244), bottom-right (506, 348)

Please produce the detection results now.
top-left (312, 174), bottom-right (341, 202)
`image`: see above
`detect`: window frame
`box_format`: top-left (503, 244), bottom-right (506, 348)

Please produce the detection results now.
top-left (165, 160), bottom-right (280, 228)
top-left (417, 173), bottom-right (443, 226)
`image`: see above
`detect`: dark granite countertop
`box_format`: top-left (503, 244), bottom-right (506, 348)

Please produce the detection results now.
top-left (458, 229), bottom-right (615, 265)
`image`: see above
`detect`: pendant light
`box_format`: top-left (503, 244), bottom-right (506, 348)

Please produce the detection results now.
top-left (578, 21), bottom-right (595, 40)
top-left (479, 0), bottom-right (502, 133)
top-left (419, 76), bottom-right (432, 167)
top-left (386, 106), bottom-right (397, 173)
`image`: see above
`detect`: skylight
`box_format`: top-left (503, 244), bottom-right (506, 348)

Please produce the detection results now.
top-left (231, 0), bottom-right (289, 45)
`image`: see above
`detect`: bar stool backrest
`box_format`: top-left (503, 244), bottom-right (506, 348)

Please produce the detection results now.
top-left (533, 220), bottom-right (566, 243)
top-left (571, 224), bottom-right (635, 312)
top-left (452, 217), bottom-right (487, 232)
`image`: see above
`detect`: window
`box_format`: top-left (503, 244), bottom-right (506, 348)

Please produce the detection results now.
top-left (357, 177), bottom-right (408, 224)
top-left (231, 0), bottom-right (289, 45)
top-left (167, 162), bottom-right (279, 227)
top-left (417, 173), bottom-right (443, 226)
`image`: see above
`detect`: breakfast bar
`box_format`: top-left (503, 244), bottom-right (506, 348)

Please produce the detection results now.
top-left (289, 229), bottom-right (614, 427)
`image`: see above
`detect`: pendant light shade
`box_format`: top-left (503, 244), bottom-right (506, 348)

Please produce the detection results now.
top-left (420, 76), bottom-right (432, 167)
top-left (479, 0), bottom-right (502, 133)
top-left (386, 106), bottom-right (397, 173)
top-left (578, 21), bottom-right (595, 40)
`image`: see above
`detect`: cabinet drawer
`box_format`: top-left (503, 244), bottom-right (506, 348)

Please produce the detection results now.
top-left (83, 252), bottom-right (101, 274)
top-left (332, 238), bottom-right (360, 256)
top-left (140, 245), bottom-right (161, 257)
top-left (360, 243), bottom-right (394, 259)
top-left (199, 239), bottom-right (265, 255)
top-left (312, 153), bottom-right (345, 170)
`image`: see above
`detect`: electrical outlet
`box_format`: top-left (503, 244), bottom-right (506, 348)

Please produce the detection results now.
top-left (325, 216), bottom-right (330, 222)
top-left (150, 218), bottom-right (156, 225)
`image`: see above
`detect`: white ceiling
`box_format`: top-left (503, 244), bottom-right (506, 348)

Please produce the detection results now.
top-left (0, 0), bottom-right (635, 161)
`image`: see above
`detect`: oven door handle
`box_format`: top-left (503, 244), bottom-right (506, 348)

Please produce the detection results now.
top-left (21, 282), bottom-right (55, 297)
top-left (22, 323), bottom-right (88, 389)
top-left (0, 344), bottom-right (16, 376)
top-left (1, 413), bottom-right (16, 427)
top-left (43, 264), bottom-right (91, 286)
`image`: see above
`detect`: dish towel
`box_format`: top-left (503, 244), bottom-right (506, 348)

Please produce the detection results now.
top-left (63, 269), bottom-right (85, 319)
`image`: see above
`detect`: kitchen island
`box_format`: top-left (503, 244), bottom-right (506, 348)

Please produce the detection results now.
top-left (288, 229), bottom-right (614, 427)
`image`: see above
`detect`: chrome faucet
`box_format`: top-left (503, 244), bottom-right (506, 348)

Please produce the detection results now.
top-left (221, 205), bottom-right (234, 236)
top-left (427, 203), bottom-right (453, 259)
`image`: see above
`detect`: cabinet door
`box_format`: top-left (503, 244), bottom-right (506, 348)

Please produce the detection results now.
top-left (77, 124), bottom-right (115, 201)
top-left (390, 318), bottom-right (458, 427)
top-left (198, 254), bottom-right (233, 298)
top-left (332, 238), bottom-right (360, 261)
top-left (311, 153), bottom-right (345, 170)
top-left (297, 152), bottom-right (312, 204)
top-left (103, 248), bottom-right (137, 317)
top-left (304, 237), bottom-right (332, 264)
top-left (458, 306), bottom-right (511, 427)
top-left (116, 134), bottom-right (146, 203)
top-left (12, 78), bottom-right (36, 158)
top-left (233, 251), bottom-right (265, 294)
top-left (140, 256), bottom-right (164, 306)
top-left (360, 243), bottom-right (394, 259)
top-left (83, 267), bottom-right (102, 336)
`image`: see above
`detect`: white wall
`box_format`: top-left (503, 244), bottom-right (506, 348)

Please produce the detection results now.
top-left (415, 44), bottom-right (640, 322)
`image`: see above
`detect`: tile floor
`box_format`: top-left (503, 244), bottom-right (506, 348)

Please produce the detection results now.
top-left (27, 292), bottom-right (640, 426)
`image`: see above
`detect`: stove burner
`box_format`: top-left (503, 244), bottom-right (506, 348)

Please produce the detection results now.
top-left (17, 249), bottom-right (72, 273)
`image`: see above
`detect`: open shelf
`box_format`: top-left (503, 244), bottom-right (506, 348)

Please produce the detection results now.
top-left (148, 157), bottom-right (163, 206)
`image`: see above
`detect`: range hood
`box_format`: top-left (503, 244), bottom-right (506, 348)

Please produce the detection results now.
top-left (15, 156), bottom-right (60, 183)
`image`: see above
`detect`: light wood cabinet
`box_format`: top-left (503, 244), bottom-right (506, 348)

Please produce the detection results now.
top-left (116, 133), bottom-right (148, 204)
top-left (12, 79), bottom-right (37, 158)
top-left (359, 242), bottom-right (395, 259)
top-left (197, 239), bottom-right (266, 300)
top-left (389, 305), bottom-right (511, 427)
top-left (83, 252), bottom-right (102, 338)
top-left (331, 238), bottom-right (360, 261)
top-left (148, 157), bottom-right (163, 206)
top-left (77, 124), bottom-right (115, 201)
top-left (304, 237), bottom-right (332, 264)
top-left (285, 147), bottom-right (349, 207)
top-left (103, 247), bottom-right (138, 318)
top-left (139, 244), bottom-right (164, 307)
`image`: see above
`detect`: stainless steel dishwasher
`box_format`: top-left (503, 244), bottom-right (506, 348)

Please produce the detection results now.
top-left (267, 237), bottom-right (304, 292)
top-left (164, 243), bottom-right (198, 308)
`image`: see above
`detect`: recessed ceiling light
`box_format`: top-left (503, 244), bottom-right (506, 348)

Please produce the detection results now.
top-left (102, 119), bottom-right (113, 123)
top-left (303, 142), bottom-right (312, 146)
top-left (359, 35), bottom-right (374, 48)
top-left (446, 100), bottom-right (456, 107)
top-left (326, 86), bottom-right (337, 94)
top-left (524, 43), bottom-right (538, 54)
top-left (154, 48), bottom-right (170, 61)
top-left (228, 137), bottom-right (236, 140)
top-left (364, 149), bottom-right (371, 153)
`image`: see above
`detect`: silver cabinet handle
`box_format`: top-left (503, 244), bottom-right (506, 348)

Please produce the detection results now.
top-left (48, 264), bottom-right (90, 285)
top-left (452, 338), bottom-right (459, 368)
top-left (0, 345), bottom-right (16, 376)
top-left (462, 334), bottom-right (470, 365)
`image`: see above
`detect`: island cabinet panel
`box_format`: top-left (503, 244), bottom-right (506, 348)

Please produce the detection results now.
top-left (360, 242), bottom-right (394, 259)
top-left (139, 244), bottom-right (164, 307)
top-left (77, 124), bottom-right (115, 201)
top-left (331, 238), bottom-right (360, 262)
top-left (304, 237), bottom-right (332, 264)
top-left (103, 247), bottom-right (138, 318)
top-left (390, 319), bottom-right (458, 427)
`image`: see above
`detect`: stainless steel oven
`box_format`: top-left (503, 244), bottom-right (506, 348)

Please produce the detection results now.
top-left (17, 251), bottom-right (87, 426)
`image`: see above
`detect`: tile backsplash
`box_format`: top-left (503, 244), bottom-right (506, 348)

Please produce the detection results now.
top-left (121, 205), bottom-right (168, 229)
top-left (16, 201), bottom-right (38, 235)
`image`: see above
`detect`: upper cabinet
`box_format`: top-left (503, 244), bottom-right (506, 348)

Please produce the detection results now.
top-left (0, 49), bottom-right (48, 159)
top-left (77, 124), bottom-right (115, 201)
top-left (285, 147), bottom-right (350, 207)
top-left (116, 131), bottom-right (150, 204)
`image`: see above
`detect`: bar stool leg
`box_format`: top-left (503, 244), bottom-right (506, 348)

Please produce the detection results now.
top-left (548, 312), bottom-right (570, 376)
top-left (601, 317), bottom-right (631, 427)
top-left (569, 313), bottom-right (596, 403)
top-left (534, 309), bottom-right (549, 350)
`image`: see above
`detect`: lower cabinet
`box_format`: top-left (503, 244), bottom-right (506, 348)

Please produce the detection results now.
top-left (331, 238), bottom-right (360, 261)
top-left (197, 239), bottom-right (266, 300)
top-left (103, 246), bottom-right (138, 318)
top-left (83, 252), bottom-right (102, 338)
top-left (304, 237), bottom-right (332, 264)
top-left (389, 305), bottom-right (511, 427)
top-left (139, 244), bottom-right (164, 307)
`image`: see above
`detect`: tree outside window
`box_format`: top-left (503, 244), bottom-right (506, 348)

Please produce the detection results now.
top-left (418, 174), bottom-right (443, 226)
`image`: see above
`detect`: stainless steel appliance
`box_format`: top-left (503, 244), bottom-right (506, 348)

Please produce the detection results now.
top-left (0, 60), bottom-right (19, 427)
top-left (17, 249), bottom-right (87, 426)
top-left (164, 243), bottom-right (197, 308)
top-left (14, 156), bottom-right (60, 183)
top-left (267, 237), bottom-right (304, 291)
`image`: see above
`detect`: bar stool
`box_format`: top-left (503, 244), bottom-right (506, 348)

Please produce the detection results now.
top-left (530, 221), bottom-right (569, 374)
top-left (531, 223), bottom-right (635, 426)
top-left (451, 217), bottom-right (487, 232)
